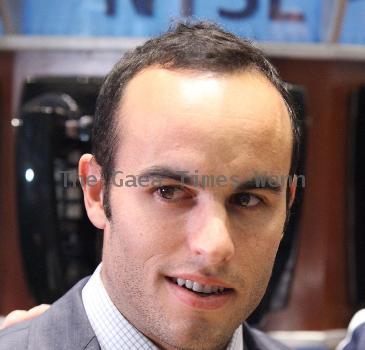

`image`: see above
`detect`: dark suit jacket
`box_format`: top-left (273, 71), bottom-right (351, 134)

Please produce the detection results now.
top-left (0, 277), bottom-right (291, 350)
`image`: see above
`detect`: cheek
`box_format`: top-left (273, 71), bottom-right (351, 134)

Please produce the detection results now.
top-left (109, 188), bottom-right (185, 262)
top-left (242, 234), bottom-right (281, 274)
top-left (235, 210), bottom-right (285, 282)
top-left (238, 234), bottom-right (281, 308)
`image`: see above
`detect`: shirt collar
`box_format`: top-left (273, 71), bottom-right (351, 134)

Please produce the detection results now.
top-left (82, 264), bottom-right (243, 350)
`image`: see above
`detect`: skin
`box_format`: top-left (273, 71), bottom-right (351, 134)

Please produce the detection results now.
top-left (2, 67), bottom-right (295, 349)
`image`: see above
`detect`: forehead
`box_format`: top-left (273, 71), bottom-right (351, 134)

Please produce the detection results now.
top-left (116, 67), bottom-right (292, 175)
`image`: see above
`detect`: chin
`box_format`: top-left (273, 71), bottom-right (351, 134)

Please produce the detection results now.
top-left (155, 316), bottom-right (237, 350)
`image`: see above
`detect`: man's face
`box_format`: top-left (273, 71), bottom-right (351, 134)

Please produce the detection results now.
top-left (97, 67), bottom-right (293, 350)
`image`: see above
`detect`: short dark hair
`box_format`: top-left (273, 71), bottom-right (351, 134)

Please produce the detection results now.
top-left (92, 21), bottom-right (300, 219)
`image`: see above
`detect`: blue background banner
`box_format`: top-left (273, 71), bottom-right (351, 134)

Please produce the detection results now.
top-left (21, 0), bottom-right (322, 42)
top-left (340, 0), bottom-right (365, 44)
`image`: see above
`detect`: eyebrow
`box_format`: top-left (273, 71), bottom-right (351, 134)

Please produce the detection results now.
top-left (138, 166), bottom-right (195, 185)
top-left (233, 176), bottom-right (284, 194)
top-left (138, 166), bottom-right (285, 193)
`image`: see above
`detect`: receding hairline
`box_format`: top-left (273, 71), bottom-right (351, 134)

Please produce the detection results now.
top-left (112, 64), bottom-right (293, 147)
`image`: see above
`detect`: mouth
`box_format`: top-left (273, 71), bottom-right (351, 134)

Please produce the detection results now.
top-left (165, 276), bottom-right (235, 309)
top-left (166, 277), bottom-right (233, 297)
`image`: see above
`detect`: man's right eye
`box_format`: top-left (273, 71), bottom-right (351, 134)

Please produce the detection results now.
top-left (155, 185), bottom-right (190, 201)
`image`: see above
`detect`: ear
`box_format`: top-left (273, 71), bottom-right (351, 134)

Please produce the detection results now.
top-left (288, 174), bottom-right (297, 209)
top-left (78, 154), bottom-right (107, 229)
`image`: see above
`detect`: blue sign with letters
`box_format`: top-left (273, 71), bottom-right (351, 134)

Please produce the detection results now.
top-left (20, 0), bottom-right (321, 42)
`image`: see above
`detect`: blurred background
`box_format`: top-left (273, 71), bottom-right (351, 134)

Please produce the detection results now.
top-left (1, 1), bottom-right (365, 349)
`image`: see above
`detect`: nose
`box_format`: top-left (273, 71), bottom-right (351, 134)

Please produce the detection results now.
top-left (188, 203), bottom-right (235, 266)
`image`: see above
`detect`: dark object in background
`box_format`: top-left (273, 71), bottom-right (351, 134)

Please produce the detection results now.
top-left (15, 77), bottom-right (103, 303)
top-left (15, 76), bottom-right (306, 324)
top-left (348, 86), bottom-right (365, 307)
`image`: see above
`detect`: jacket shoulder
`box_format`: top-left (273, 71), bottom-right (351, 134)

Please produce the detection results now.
top-left (0, 276), bottom-right (98, 350)
top-left (0, 319), bottom-right (31, 350)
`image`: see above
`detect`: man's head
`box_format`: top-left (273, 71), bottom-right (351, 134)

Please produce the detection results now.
top-left (91, 21), bottom-right (299, 220)
top-left (79, 21), bottom-right (298, 350)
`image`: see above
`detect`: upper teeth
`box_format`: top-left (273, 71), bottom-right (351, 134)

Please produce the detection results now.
top-left (174, 278), bottom-right (225, 294)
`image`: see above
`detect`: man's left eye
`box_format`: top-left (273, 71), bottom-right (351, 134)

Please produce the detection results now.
top-left (230, 193), bottom-right (261, 208)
